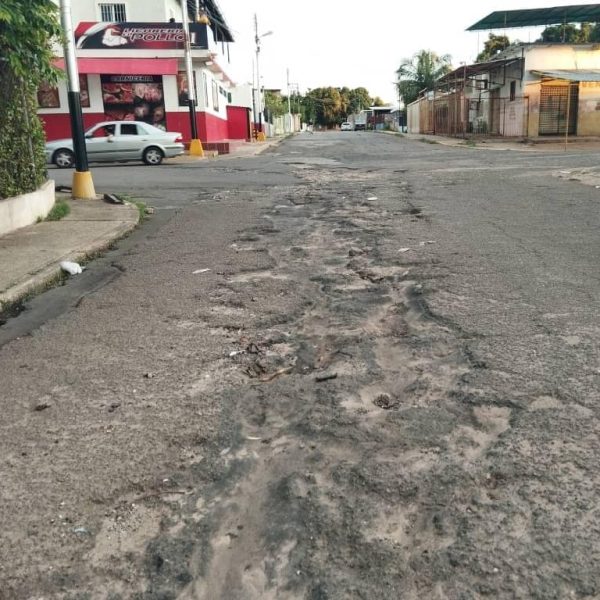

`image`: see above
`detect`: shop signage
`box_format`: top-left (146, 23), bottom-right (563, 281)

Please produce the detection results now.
top-left (75, 22), bottom-right (209, 50)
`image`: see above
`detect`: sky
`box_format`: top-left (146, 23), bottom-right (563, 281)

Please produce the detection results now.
top-left (218, 0), bottom-right (593, 104)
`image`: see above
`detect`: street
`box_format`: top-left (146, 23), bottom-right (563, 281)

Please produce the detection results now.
top-left (2, 131), bottom-right (600, 599)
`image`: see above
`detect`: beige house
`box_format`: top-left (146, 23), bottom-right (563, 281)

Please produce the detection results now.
top-left (408, 43), bottom-right (600, 138)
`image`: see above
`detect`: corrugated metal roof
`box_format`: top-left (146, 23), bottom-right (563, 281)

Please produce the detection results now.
top-left (467, 4), bottom-right (600, 31)
top-left (531, 69), bottom-right (600, 81)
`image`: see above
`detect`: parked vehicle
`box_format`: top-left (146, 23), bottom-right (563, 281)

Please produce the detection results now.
top-left (341, 122), bottom-right (354, 131)
top-left (45, 121), bottom-right (185, 168)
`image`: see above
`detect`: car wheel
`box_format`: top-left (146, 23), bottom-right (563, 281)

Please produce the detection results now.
top-left (143, 146), bottom-right (164, 166)
top-left (53, 149), bottom-right (75, 169)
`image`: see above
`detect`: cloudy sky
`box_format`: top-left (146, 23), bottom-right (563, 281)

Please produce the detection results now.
top-left (220, 0), bottom-right (591, 103)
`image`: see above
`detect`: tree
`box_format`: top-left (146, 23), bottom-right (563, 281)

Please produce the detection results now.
top-left (371, 96), bottom-right (386, 107)
top-left (539, 22), bottom-right (600, 43)
top-left (0, 0), bottom-right (62, 198)
top-left (264, 90), bottom-right (287, 119)
top-left (477, 34), bottom-right (512, 62)
top-left (396, 50), bottom-right (452, 106)
top-left (347, 87), bottom-right (371, 114)
top-left (304, 87), bottom-right (343, 127)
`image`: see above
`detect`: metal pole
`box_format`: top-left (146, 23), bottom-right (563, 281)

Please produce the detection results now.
top-left (181, 0), bottom-right (198, 140)
top-left (565, 82), bottom-right (571, 152)
top-left (255, 14), bottom-right (262, 133)
top-left (287, 67), bottom-right (292, 133)
top-left (59, 0), bottom-right (95, 199)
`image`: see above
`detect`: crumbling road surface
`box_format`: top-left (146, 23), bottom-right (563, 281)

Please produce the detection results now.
top-left (2, 133), bottom-right (600, 599)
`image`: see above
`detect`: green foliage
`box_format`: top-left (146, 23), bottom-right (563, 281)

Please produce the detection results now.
top-left (0, 66), bottom-right (48, 198)
top-left (45, 200), bottom-right (71, 221)
top-left (299, 87), bottom-right (376, 127)
top-left (264, 91), bottom-right (288, 118)
top-left (476, 34), bottom-right (512, 62)
top-left (0, 0), bottom-right (62, 82)
top-left (396, 50), bottom-right (452, 107)
top-left (0, 0), bottom-right (61, 198)
top-left (539, 22), bottom-right (600, 43)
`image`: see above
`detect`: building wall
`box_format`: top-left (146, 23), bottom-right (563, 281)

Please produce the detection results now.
top-left (523, 45), bottom-right (600, 136)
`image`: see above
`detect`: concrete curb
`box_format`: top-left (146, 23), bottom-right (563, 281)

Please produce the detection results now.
top-left (0, 202), bottom-right (139, 311)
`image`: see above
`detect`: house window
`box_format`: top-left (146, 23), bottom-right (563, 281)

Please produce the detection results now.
top-left (99, 3), bottom-right (127, 21)
top-left (510, 81), bottom-right (516, 101)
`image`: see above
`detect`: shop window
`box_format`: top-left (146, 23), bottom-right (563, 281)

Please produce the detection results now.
top-left (510, 81), bottom-right (516, 101)
top-left (80, 74), bottom-right (90, 108)
top-left (99, 3), bottom-right (127, 22)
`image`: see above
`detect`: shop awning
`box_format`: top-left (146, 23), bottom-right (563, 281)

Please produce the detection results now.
top-left (532, 69), bottom-right (600, 81)
top-left (53, 58), bottom-right (178, 75)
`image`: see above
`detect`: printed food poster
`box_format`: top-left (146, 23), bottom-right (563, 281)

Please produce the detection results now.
top-left (101, 75), bottom-right (166, 129)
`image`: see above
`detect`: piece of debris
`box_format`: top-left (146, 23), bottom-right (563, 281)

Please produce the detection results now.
top-left (247, 436), bottom-right (262, 441)
top-left (145, 206), bottom-right (155, 215)
top-left (193, 269), bottom-right (211, 274)
top-left (246, 343), bottom-right (261, 355)
top-left (259, 367), bottom-right (293, 383)
top-left (398, 248), bottom-right (411, 253)
top-left (34, 403), bottom-right (51, 412)
top-left (107, 403), bottom-right (121, 413)
top-left (55, 185), bottom-right (72, 193)
top-left (367, 196), bottom-right (378, 201)
top-left (143, 372), bottom-right (155, 379)
top-left (229, 350), bottom-right (245, 358)
top-left (373, 394), bottom-right (397, 410)
top-left (72, 527), bottom-right (91, 536)
top-left (419, 240), bottom-right (436, 246)
top-left (103, 193), bottom-right (124, 205)
top-left (60, 261), bottom-right (84, 275)
top-left (348, 247), bottom-right (364, 257)
top-left (316, 372), bottom-right (338, 383)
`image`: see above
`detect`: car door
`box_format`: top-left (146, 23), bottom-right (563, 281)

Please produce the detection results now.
top-left (115, 123), bottom-right (145, 161)
top-left (85, 124), bottom-right (117, 162)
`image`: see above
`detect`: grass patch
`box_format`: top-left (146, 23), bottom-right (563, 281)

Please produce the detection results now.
top-left (418, 137), bottom-right (439, 145)
top-left (45, 200), bottom-right (71, 221)
top-left (133, 200), bottom-right (147, 221)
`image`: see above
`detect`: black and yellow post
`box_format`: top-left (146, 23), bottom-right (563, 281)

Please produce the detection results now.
top-left (60, 0), bottom-right (95, 199)
top-left (181, 0), bottom-right (204, 157)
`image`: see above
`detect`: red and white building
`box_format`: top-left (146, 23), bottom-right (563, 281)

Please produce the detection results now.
top-left (41, 0), bottom-right (252, 152)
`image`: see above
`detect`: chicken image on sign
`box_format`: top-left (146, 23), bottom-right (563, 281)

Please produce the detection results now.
top-left (101, 75), bottom-right (166, 130)
top-left (75, 22), bottom-right (209, 50)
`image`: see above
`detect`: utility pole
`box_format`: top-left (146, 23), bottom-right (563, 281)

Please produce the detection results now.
top-left (59, 0), bottom-right (95, 200)
top-left (254, 15), bottom-right (272, 141)
top-left (254, 14), bottom-right (262, 135)
top-left (287, 68), bottom-right (292, 133)
top-left (181, 0), bottom-right (203, 156)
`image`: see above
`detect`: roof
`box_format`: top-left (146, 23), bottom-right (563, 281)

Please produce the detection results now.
top-left (467, 4), bottom-right (600, 31)
top-left (437, 57), bottom-right (523, 85)
top-left (187, 0), bottom-right (234, 42)
top-left (532, 68), bottom-right (600, 81)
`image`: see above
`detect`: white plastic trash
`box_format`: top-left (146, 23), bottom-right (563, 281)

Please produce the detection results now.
top-left (60, 261), bottom-right (84, 275)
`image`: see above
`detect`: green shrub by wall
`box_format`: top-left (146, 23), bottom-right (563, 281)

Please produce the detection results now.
top-left (0, 64), bottom-right (48, 199)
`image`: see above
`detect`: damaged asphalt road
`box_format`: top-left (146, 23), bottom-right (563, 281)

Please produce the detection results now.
top-left (1, 132), bottom-right (600, 599)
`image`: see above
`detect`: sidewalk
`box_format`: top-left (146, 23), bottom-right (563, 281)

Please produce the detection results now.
top-left (0, 196), bottom-right (139, 311)
top-left (397, 131), bottom-right (600, 152)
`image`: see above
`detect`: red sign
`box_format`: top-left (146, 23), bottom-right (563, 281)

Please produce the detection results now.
top-left (75, 22), bottom-right (208, 50)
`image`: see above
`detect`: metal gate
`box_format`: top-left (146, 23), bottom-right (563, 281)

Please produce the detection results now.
top-left (539, 84), bottom-right (578, 136)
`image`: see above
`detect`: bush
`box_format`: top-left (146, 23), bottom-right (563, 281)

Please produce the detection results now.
top-left (0, 65), bottom-right (48, 199)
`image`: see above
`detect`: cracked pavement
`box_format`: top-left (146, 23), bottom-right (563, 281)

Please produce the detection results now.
top-left (1, 132), bottom-right (600, 599)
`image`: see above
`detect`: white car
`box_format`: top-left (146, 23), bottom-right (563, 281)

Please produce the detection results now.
top-left (45, 121), bottom-right (185, 168)
top-left (340, 122), bottom-right (354, 131)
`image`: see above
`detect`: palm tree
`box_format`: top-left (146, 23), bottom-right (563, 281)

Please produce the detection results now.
top-left (396, 50), bottom-right (452, 107)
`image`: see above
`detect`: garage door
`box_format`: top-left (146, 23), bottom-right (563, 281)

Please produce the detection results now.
top-left (539, 84), bottom-right (578, 136)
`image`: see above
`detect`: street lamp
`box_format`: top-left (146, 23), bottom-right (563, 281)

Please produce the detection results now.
top-left (59, 0), bottom-right (95, 199)
top-left (181, 0), bottom-right (203, 156)
top-left (254, 14), bottom-right (272, 140)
